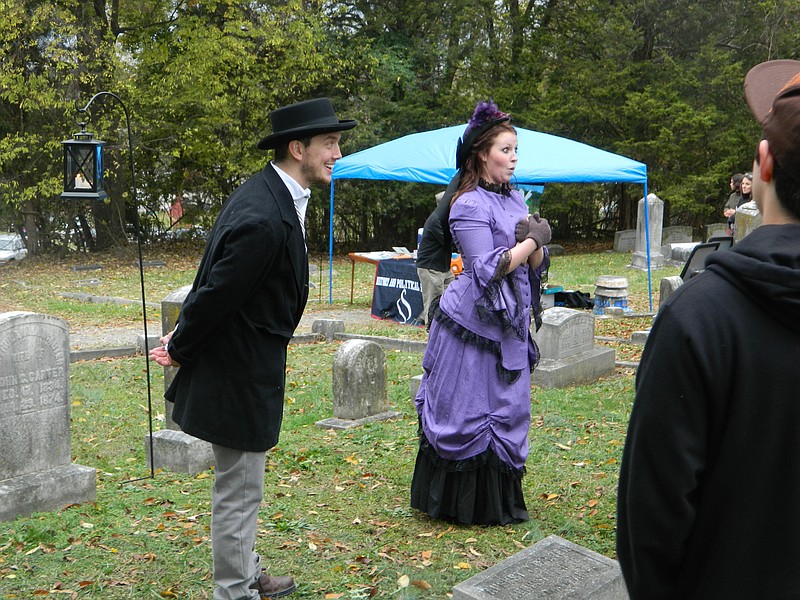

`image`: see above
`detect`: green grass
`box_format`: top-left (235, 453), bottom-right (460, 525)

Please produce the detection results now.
top-left (1, 350), bottom-right (635, 598)
top-left (0, 242), bottom-right (679, 598)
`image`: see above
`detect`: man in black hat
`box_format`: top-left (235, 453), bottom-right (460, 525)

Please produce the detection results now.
top-left (617, 61), bottom-right (800, 599)
top-left (150, 98), bottom-right (356, 599)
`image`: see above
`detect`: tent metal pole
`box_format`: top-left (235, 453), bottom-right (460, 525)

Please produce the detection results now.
top-left (643, 182), bottom-right (653, 311)
top-left (329, 182), bottom-right (335, 303)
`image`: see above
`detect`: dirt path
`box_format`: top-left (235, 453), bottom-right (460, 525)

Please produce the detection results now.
top-left (68, 307), bottom-right (378, 350)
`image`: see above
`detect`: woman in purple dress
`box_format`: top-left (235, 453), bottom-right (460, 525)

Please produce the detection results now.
top-left (411, 101), bottom-right (551, 525)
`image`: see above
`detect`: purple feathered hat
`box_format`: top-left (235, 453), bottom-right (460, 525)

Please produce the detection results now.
top-left (455, 100), bottom-right (511, 168)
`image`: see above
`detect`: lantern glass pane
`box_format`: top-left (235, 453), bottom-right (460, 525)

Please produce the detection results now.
top-left (64, 144), bottom-right (96, 192)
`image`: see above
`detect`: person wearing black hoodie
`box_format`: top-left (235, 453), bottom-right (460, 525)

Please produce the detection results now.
top-left (617, 60), bottom-right (800, 599)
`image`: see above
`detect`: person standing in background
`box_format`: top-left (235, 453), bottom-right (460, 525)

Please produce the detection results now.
top-left (724, 172), bottom-right (746, 235)
top-left (416, 188), bottom-right (456, 327)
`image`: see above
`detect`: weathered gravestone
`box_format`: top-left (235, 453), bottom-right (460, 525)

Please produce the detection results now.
top-left (659, 275), bottom-right (684, 308)
top-left (0, 312), bottom-right (96, 521)
top-left (145, 286), bottom-right (215, 475)
top-left (531, 308), bottom-right (615, 389)
top-left (312, 318), bottom-right (345, 342)
top-left (316, 339), bottom-right (401, 429)
top-left (453, 535), bottom-right (627, 600)
top-left (705, 222), bottom-right (728, 240)
top-left (410, 374), bottom-right (423, 404)
top-left (612, 230), bottom-right (636, 253)
top-left (631, 193), bottom-right (665, 270)
top-left (661, 225), bottom-right (693, 246)
top-left (734, 201), bottom-right (762, 243)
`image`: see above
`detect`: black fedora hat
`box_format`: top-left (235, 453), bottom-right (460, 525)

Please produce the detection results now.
top-left (257, 98), bottom-right (357, 150)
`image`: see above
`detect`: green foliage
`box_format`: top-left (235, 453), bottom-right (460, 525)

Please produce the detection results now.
top-left (4, 0), bottom-right (800, 253)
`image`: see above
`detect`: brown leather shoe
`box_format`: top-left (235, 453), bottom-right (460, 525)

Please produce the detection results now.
top-left (250, 572), bottom-right (296, 599)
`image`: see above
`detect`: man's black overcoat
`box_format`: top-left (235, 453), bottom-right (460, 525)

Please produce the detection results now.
top-left (165, 164), bottom-right (309, 451)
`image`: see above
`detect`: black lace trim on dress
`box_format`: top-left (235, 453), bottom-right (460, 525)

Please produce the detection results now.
top-left (479, 178), bottom-right (512, 197)
top-left (417, 421), bottom-right (526, 479)
top-left (493, 251), bottom-right (511, 281)
top-left (475, 275), bottom-right (527, 343)
top-left (432, 304), bottom-right (522, 384)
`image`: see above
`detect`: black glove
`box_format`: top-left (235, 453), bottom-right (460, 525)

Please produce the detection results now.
top-left (526, 213), bottom-right (551, 248)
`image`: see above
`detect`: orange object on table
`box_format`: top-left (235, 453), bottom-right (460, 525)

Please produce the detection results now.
top-left (450, 254), bottom-right (463, 275)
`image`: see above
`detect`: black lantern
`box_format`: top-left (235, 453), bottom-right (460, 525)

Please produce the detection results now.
top-left (61, 125), bottom-right (107, 200)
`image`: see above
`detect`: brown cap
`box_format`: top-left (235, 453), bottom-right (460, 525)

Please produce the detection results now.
top-left (744, 60), bottom-right (800, 173)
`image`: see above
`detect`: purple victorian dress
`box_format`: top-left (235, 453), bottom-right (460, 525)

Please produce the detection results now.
top-left (410, 185), bottom-right (549, 525)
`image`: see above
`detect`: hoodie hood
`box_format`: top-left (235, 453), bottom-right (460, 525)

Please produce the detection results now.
top-left (705, 224), bottom-right (800, 334)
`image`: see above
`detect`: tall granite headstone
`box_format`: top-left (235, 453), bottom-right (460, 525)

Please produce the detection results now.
top-left (316, 339), bottom-right (401, 429)
top-left (145, 285), bottom-right (215, 475)
top-left (0, 312), bottom-right (95, 521)
top-left (631, 193), bottom-right (665, 270)
top-left (531, 308), bottom-right (615, 389)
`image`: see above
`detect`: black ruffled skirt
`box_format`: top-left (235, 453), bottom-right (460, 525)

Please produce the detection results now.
top-left (410, 427), bottom-right (529, 526)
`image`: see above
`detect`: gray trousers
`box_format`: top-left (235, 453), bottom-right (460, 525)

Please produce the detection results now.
top-left (416, 267), bottom-right (455, 324)
top-left (212, 444), bottom-right (266, 600)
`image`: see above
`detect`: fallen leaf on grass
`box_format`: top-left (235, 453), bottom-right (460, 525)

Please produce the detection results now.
top-left (412, 579), bottom-right (432, 590)
top-left (398, 574), bottom-right (410, 588)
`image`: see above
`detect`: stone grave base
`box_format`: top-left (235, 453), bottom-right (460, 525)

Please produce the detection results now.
top-left (630, 250), bottom-right (665, 270)
top-left (453, 535), bottom-right (627, 600)
top-left (532, 347), bottom-right (616, 389)
top-left (0, 464), bottom-right (96, 522)
top-left (315, 411), bottom-right (402, 430)
top-left (146, 429), bottom-right (215, 475)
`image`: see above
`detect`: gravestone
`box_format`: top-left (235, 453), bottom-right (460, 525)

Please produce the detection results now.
top-left (312, 318), bottom-right (345, 342)
top-left (661, 225), bottom-right (692, 246)
top-left (660, 225), bottom-right (693, 258)
top-left (705, 222), bottom-right (728, 240)
top-left (531, 308), bottom-right (615, 389)
top-left (453, 535), bottom-right (627, 600)
top-left (316, 339), bottom-right (401, 429)
top-left (145, 286), bottom-right (215, 475)
top-left (659, 276), bottom-right (683, 307)
top-left (734, 201), bottom-right (761, 243)
top-left (410, 374), bottom-right (423, 403)
top-left (631, 193), bottom-right (665, 270)
top-left (612, 229), bottom-right (636, 253)
top-left (0, 312), bottom-right (96, 521)
top-left (668, 243), bottom-right (700, 262)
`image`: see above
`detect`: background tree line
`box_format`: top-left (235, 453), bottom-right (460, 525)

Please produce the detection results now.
top-left (1, 0), bottom-right (798, 256)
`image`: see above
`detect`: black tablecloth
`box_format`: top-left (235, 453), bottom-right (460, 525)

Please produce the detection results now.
top-left (371, 258), bottom-right (423, 326)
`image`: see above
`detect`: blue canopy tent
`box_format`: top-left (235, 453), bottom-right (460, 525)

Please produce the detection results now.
top-left (328, 124), bottom-right (652, 306)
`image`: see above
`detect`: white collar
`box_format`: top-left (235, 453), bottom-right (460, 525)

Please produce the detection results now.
top-left (271, 162), bottom-right (310, 238)
top-left (271, 161), bottom-right (310, 202)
